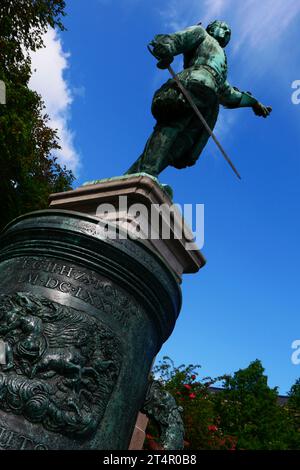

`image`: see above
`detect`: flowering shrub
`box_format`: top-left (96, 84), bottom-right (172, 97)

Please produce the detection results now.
top-left (144, 357), bottom-right (300, 450)
top-left (145, 357), bottom-right (236, 450)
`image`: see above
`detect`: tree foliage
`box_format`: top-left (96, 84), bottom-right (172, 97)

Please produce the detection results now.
top-left (0, 0), bottom-right (74, 231)
top-left (0, 0), bottom-right (66, 62)
top-left (148, 357), bottom-right (300, 450)
top-left (213, 360), bottom-right (297, 449)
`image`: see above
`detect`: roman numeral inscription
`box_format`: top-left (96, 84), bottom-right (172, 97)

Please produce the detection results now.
top-left (12, 257), bottom-right (142, 328)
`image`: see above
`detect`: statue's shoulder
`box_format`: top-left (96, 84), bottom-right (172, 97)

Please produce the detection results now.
top-left (184, 24), bottom-right (207, 37)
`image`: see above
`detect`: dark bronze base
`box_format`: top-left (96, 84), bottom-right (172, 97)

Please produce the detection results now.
top-left (0, 210), bottom-right (181, 449)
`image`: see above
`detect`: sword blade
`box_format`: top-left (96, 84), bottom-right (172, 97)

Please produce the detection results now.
top-left (167, 65), bottom-right (242, 180)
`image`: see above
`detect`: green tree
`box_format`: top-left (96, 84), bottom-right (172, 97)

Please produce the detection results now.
top-left (213, 360), bottom-right (294, 449)
top-left (0, 0), bottom-right (74, 231)
top-left (288, 378), bottom-right (300, 409)
top-left (286, 378), bottom-right (300, 448)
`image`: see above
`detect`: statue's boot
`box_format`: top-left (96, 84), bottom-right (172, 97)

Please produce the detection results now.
top-left (125, 124), bottom-right (183, 178)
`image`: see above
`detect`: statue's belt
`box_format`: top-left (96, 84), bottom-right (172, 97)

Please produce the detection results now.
top-left (186, 64), bottom-right (225, 87)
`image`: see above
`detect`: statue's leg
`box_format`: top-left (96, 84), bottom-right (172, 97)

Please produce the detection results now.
top-left (171, 113), bottom-right (206, 169)
top-left (171, 125), bottom-right (199, 162)
top-left (125, 118), bottom-right (190, 178)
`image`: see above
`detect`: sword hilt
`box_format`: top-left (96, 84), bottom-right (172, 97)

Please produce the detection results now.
top-left (147, 44), bottom-right (157, 58)
top-left (147, 43), bottom-right (173, 70)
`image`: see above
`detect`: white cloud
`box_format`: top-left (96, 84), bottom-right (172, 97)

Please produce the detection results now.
top-left (201, 0), bottom-right (228, 25)
top-left (160, 0), bottom-right (300, 53)
top-left (158, 0), bottom-right (300, 139)
top-left (29, 28), bottom-right (80, 174)
top-left (159, 0), bottom-right (226, 31)
top-left (231, 0), bottom-right (300, 53)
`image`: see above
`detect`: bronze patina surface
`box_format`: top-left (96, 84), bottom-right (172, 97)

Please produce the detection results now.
top-left (126, 20), bottom-right (272, 179)
top-left (0, 210), bottom-right (181, 449)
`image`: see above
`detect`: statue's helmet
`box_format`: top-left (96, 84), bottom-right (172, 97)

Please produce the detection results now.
top-left (206, 20), bottom-right (231, 47)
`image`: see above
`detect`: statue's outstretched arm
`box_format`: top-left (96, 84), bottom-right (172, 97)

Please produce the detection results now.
top-left (150, 25), bottom-right (206, 68)
top-left (219, 81), bottom-right (272, 118)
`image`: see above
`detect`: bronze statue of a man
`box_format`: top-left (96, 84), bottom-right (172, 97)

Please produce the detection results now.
top-left (126, 20), bottom-right (272, 178)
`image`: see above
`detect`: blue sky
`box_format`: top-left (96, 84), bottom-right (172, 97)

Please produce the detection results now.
top-left (31, 0), bottom-right (300, 393)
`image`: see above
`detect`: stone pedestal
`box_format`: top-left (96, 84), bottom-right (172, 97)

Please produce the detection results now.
top-left (49, 175), bottom-right (205, 282)
top-left (128, 413), bottom-right (149, 450)
top-left (0, 175), bottom-right (205, 450)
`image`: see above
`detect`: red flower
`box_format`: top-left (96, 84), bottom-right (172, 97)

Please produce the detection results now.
top-left (184, 384), bottom-right (192, 390)
top-left (191, 374), bottom-right (196, 380)
top-left (208, 425), bottom-right (218, 432)
top-left (189, 393), bottom-right (196, 399)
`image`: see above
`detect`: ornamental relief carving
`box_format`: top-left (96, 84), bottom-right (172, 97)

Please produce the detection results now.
top-left (0, 292), bottom-right (122, 439)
